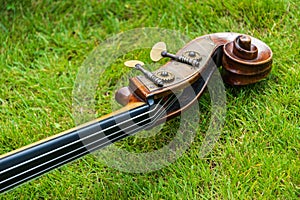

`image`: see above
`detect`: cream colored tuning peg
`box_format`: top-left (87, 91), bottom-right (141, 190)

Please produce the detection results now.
top-left (124, 60), bottom-right (145, 68)
top-left (150, 42), bottom-right (167, 62)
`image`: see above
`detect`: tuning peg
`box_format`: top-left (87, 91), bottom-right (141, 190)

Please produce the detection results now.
top-left (150, 42), bottom-right (201, 68)
top-left (150, 42), bottom-right (167, 62)
top-left (124, 60), bottom-right (144, 68)
top-left (124, 60), bottom-right (164, 87)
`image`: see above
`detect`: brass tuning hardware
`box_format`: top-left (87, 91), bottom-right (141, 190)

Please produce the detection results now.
top-left (150, 42), bottom-right (202, 67)
top-left (124, 60), bottom-right (164, 87)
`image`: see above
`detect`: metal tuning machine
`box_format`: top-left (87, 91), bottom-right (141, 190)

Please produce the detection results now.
top-left (150, 42), bottom-right (202, 68)
top-left (124, 60), bottom-right (164, 87)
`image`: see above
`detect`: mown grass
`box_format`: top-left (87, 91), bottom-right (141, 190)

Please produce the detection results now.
top-left (0, 0), bottom-right (299, 199)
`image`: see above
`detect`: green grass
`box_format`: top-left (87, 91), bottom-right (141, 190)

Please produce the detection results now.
top-left (0, 0), bottom-right (299, 199)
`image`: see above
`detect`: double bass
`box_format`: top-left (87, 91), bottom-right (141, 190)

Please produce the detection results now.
top-left (0, 32), bottom-right (272, 193)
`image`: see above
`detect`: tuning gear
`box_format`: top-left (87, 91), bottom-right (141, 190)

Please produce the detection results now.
top-left (153, 71), bottom-right (175, 83)
top-left (124, 60), bottom-right (164, 87)
top-left (150, 42), bottom-right (202, 67)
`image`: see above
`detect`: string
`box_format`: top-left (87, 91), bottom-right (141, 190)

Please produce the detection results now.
top-left (0, 97), bottom-right (163, 175)
top-left (0, 94), bottom-right (178, 189)
top-left (0, 94), bottom-right (177, 191)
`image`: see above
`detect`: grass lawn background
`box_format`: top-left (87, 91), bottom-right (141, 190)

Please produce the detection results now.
top-left (0, 0), bottom-right (299, 199)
